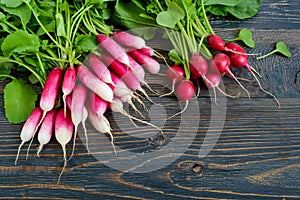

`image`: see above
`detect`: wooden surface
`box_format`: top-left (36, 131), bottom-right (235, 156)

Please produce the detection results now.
top-left (0, 0), bottom-right (299, 199)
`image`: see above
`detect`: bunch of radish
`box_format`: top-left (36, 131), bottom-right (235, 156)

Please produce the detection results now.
top-left (14, 31), bottom-right (162, 183)
top-left (163, 34), bottom-right (280, 118)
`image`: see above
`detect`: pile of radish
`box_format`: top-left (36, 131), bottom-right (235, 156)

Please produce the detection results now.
top-left (0, 0), bottom-right (291, 184)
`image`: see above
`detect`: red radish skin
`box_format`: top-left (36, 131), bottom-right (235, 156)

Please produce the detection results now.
top-left (62, 66), bottom-right (76, 116)
top-left (168, 80), bottom-right (195, 119)
top-left (55, 108), bottom-right (74, 184)
top-left (97, 34), bottom-right (130, 66)
top-left (128, 49), bottom-right (160, 74)
top-left (77, 64), bottom-right (113, 102)
top-left (101, 54), bottom-right (146, 95)
top-left (207, 34), bottom-right (226, 51)
top-left (70, 84), bottom-right (88, 157)
top-left (205, 73), bottom-right (221, 89)
top-left (189, 53), bottom-right (208, 78)
top-left (127, 54), bottom-right (145, 82)
top-left (175, 80), bottom-right (195, 101)
top-left (37, 109), bottom-right (56, 157)
top-left (88, 53), bottom-right (114, 85)
top-left (15, 107), bottom-right (43, 165)
top-left (89, 91), bottom-right (108, 116)
top-left (211, 53), bottom-right (250, 97)
top-left (138, 46), bottom-right (154, 57)
top-left (112, 31), bottom-right (146, 49)
top-left (166, 65), bottom-right (185, 83)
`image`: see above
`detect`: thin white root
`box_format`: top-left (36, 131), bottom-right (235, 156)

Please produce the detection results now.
top-left (236, 76), bottom-right (254, 83)
top-left (159, 79), bottom-right (176, 97)
top-left (57, 146), bottom-right (67, 184)
top-left (120, 108), bottom-right (164, 136)
top-left (250, 71), bottom-right (280, 108)
top-left (82, 122), bottom-right (90, 154)
top-left (167, 100), bottom-right (189, 120)
top-left (132, 93), bottom-right (148, 111)
top-left (107, 131), bottom-right (116, 155)
top-left (26, 111), bottom-right (46, 160)
top-left (229, 71), bottom-right (251, 98)
top-left (128, 99), bottom-right (146, 119)
top-left (216, 86), bottom-right (241, 99)
top-left (68, 126), bottom-right (77, 161)
top-left (249, 65), bottom-right (263, 78)
top-left (15, 141), bottom-right (24, 165)
top-left (36, 144), bottom-right (44, 157)
top-left (142, 81), bottom-right (160, 95)
top-left (213, 87), bottom-right (218, 106)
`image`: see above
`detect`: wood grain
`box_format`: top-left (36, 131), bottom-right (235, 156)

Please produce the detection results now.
top-left (0, 0), bottom-right (299, 199)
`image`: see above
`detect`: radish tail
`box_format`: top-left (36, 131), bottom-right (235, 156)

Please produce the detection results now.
top-left (128, 99), bottom-right (146, 119)
top-left (167, 100), bottom-right (189, 120)
top-left (107, 130), bottom-right (116, 155)
top-left (68, 126), bottom-right (78, 161)
top-left (36, 144), bottom-right (44, 157)
top-left (159, 79), bottom-right (176, 97)
top-left (142, 81), bottom-right (160, 95)
top-left (15, 141), bottom-right (25, 165)
top-left (132, 93), bottom-right (148, 111)
top-left (247, 64), bottom-right (263, 78)
top-left (57, 145), bottom-right (67, 184)
top-left (216, 86), bottom-right (241, 98)
top-left (227, 70), bottom-right (250, 98)
top-left (119, 108), bottom-right (164, 136)
top-left (212, 87), bottom-right (218, 106)
top-left (250, 71), bottom-right (280, 108)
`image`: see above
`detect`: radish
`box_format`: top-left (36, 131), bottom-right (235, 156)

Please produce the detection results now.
top-left (189, 53), bottom-right (208, 78)
top-left (55, 108), bottom-right (74, 184)
top-left (101, 54), bottom-right (153, 103)
top-left (88, 53), bottom-right (114, 85)
top-left (26, 67), bottom-right (63, 158)
top-left (62, 65), bottom-right (76, 116)
top-left (15, 107), bottom-right (43, 165)
top-left (162, 65), bottom-right (185, 97)
top-left (96, 34), bottom-right (130, 66)
top-left (36, 109), bottom-right (56, 157)
top-left (70, 84), bottom-right (88, 158)
top-left (226, 42), bottom-right (280, 107)
top-left (138, 46), bottom-right (154, 57)
top-left (112, 31), bottom-right (146, 49)
top-left (127, 49), bottom-right (160, 74)
top-left (86, 94), bottom-right (116, 154)
top-left (77, 64), bottom-right (113, 102)
top-left (168, 79), bottom-right (195, 119)
top-left (127, 54), bottom-right (145, 83)
top-left (211, 53), bottom-right (250, 98)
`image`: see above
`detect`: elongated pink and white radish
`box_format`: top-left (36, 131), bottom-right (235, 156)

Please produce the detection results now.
top-left (15, 107), bottom-right (43, 165)
top-left (37, 109), bottom-right (56, 157)
top-left (77, 64), bottom-right (113, 102)
top-left (70, 84), bottom-right (88, 158)
top-left (66, 94), bottom-right (89, 153)
top-left (55, 108), bottom-right (74, 184)
top-left (97, 34), bottom-right (130, 66)
top-left (211, 53), bottom-right (250, 98)
top-left (226, 42), bottom-right (280, 107)
top-left (109, 98), bottom-right (164, 136)
top-left (27, 67), bottom-right (63, 157)
top-left (89, 91), bottom-right (108, 116)
top-left (127, 49), bottom-right (160, 74)
top-left (112, 31), bottom-right (146, 49)
top-left (101, 54), bottom-right (153, 103)
top-left (86, 103), bottom-right (116, 155)
top-left (109, 72), bottom-right (147, 115)
top-left (62, 66), bottom-right (76, 116)
top-left (88, 53), bottom-right (114, 85)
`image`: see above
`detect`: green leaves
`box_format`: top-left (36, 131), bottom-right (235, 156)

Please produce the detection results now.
top-left (228, 28), bottom-right (255, 48)
top-left (4, 78), bottom-right (37, 123)
top-left (156, 2), bottom-right (185, 28)
top-left (206, 0), bottom-right (261, 19)
top-left (257, 41), bottom-right (292, 60)
top-left (1, 30), bottom-right (40, 57)
top-left (75, 34), bottom-right (98, 53)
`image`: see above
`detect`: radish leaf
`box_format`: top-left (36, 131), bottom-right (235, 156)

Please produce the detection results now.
top-left (156, 2), bottom-right (185, 28)
top-left (4, 78), bottom-right (37, 123)
top-left (256, 41), bottom-right (292, 60)
top-left (1, 30), bottom-right (40, 57)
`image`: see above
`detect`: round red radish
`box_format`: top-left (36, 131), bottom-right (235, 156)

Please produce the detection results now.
top-left (189, 53), bottom-right (208, 78)
top-left (205, 73), bottom-right (221, 89)
top-left (207, 34), bottom-right (226, 51)
top-left (211, 53), bottom-right (231, 75)
top-left (175, 80), bottom-right (195, 101)
top-left (166, 65), bottom-right (185, 83)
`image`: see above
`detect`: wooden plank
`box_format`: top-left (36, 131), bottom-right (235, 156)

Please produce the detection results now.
top-left (0, 0), bottom-right (299, 199)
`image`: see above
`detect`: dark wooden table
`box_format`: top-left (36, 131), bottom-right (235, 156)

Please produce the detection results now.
top-left (0, 0), bottom-right (299, 199)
